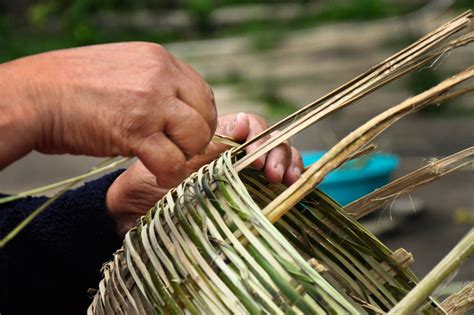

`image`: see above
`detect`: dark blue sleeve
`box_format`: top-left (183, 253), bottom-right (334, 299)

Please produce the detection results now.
top-left (0, 169), bottom-right (126, 315)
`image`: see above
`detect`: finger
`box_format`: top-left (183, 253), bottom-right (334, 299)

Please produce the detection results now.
top-left (212, 112), bottom-right (250, 151)
top-left (107, 161), bottom-right (163, 215)
top-left (171, 56), bottom-right (217, 133)
top-left (220, 112), bottom-right (251, 142)
top-left (283, 147), bottom-right (304, 185)
top-left (264, 139), bottom-right (292, 184)
top-left (134, 132), bottom-right (187, 188)
top-left (164, 98), bottom-right (213, 158)
top-left (186, 113), bottom-right (250, 172)
top-left (244, 115), bottom-right (270, 169)
top-left (121, 161), bottom-right (170, 207)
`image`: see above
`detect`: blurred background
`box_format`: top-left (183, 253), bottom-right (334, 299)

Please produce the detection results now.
top-left (0, 0), bottom-right (472, 297)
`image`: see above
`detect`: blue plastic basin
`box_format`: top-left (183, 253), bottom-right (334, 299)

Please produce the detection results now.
top-left (301, 151), bottom-right (399, 205)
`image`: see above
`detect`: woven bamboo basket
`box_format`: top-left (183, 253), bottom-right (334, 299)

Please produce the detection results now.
top-left (88, 11), bottom-right (474, 315)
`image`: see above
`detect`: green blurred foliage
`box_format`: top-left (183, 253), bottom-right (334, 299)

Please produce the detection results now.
top-left (185, 0), bottom-right (214, 32)
top-left (27, 1), bottom-right (58, 28)
top-left (1, 0), bottom-right (471, 117)
top-left (1, 0), bottom-right (393, 70)
top-left (0, 0), bottom-right (471, 63)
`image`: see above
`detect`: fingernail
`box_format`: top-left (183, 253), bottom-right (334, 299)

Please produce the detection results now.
top-left (228, 112), bottom-right (246, 134)
top-left (293, 167), bottom-right (302, 178)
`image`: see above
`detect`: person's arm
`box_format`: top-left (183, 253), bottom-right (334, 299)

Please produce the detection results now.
top-left (0, 42), bottom-right (217, 188)
top-left (0, 170), bottom-right (124, 315)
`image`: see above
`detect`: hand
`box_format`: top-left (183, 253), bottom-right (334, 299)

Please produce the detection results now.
top-left (106, 113), bottom-right (304, 236)
top-left (0, 42), bottom-right (216, 188)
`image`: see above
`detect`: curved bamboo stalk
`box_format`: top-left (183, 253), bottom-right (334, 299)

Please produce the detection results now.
top-left (345, 147), bottom-right (474, 219)
top-left (0, 157), bottom-right (131, 204)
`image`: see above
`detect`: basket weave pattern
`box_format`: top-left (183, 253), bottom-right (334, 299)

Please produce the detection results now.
top-left (89, 152), bottom-right (439, 314)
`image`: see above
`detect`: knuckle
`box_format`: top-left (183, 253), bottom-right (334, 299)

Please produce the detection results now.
top-left (120, 106), bottom-right (149, 133)
top-left (132, 42), bottom-right (169, 62)
top-left (167, 154), bottom-right (186, 175)
top-left (131, 83), bottom-right (155, 101)
top-left (144, 42), bottom-right (168, 58)
top-left (141, 43), bottom-right (175, 77)
top-left (250, 114), bottom-right (269, 129)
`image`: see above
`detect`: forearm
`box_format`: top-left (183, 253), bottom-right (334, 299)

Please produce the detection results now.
top-left (0, 59), bottom-right (47, 169)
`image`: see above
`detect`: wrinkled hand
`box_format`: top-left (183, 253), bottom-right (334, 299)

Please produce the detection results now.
top-left (0, 42), bottom-right (216, 187)
top-left (106, 113), bottom-right (304, 236)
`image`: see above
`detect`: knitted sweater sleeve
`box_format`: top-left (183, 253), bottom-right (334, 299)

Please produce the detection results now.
top-left (0, 170), bottom-right (125, 315)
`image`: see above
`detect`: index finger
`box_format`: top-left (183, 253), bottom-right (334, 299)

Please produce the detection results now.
top-left (170, 55), bottom-right (218, 133)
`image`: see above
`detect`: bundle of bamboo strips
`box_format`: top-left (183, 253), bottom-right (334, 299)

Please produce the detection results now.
top-left (86, 11), bottom-right (474, 314)
top-left (441, 282), bottom-right (474, 314)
